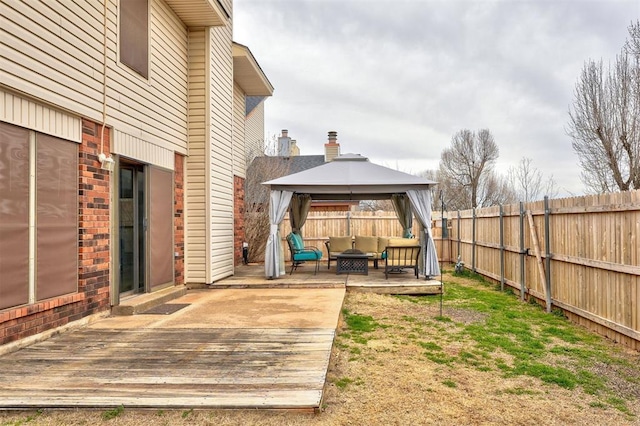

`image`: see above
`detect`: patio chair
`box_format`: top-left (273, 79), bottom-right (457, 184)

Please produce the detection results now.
top-left (286, 232), bottom-right (323, 275)
top-left (384, 245), bottom-right (421, 279)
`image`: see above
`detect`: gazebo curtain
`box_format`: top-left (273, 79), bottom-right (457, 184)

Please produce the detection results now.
top-left (406, 189), bottom-right (441, 277)
top-left (265, 190), bottom-right (293, 278)
top-left (289, 194), bottom-right (312, 235)
top-left (391, 194), bottom-right (413, 238)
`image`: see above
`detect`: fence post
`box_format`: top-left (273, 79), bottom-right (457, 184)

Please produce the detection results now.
top-left (457, 210), bottom-right (461, 257)
top-left (500, 204), bottom-right (505, 291)
top-left (519, 201), bottom-right (525, 301)
top-left (544, 196), bottom-right (552, 313)
top-left (346, 211), bottom-right (351, 236)
top-left (472, 207), bottom-right (476, 273)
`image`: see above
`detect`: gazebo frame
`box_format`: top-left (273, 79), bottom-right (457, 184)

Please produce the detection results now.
top-left (262, 154), bottom-right (441, 279)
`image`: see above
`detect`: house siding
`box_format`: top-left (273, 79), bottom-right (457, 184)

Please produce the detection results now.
top-left (209, 18), bottom-right (234, 282)
top-left (1, 0), bottom-right (269, 346)
top-left (113, 130), bottom-right (175, 170)
top-left (0, 90), bottom-right (82, 143)
top-left (232, 82), bottom-right (246, 179)
top-left (107, 0), bottom-right (189, 158)
top-left (185, 27), bottom-right (208, 284)
top-left (245, 100), bottom-right (265, 161)
top-left (1, 0), bottom-right (190, 160)
top-left (1, 0), bottom-right (104, 121)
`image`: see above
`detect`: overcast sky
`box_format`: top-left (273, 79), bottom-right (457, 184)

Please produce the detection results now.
top-left (234, 0), bottom-right (639, 196)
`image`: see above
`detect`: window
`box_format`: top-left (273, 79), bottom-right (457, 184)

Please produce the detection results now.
top-left (120, 0), bottom-right (149, 78)
top-left (0, 123), bottom-right (30, 309)
top-left (0, 122), bottom-right (78, 310)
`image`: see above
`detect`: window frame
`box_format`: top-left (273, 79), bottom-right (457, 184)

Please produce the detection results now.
top-left (118, 0), bottom-right (150, 80)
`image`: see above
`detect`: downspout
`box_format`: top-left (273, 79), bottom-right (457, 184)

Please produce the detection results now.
top-left (99, 0), bottom-right (113, 169)
top-left (101, 0), bottom-right (108, 149)
top-left (204, 28), bottom-right (212, 285)
top-left (101, 0), bottom-right (116, 307)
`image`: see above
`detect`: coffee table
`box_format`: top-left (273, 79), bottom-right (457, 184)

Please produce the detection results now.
top-left (336, 251), bottom-right (370, 275)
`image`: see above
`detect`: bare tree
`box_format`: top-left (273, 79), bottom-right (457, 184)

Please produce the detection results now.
top-left (626, 20), bottom-right (640, 56)
top-left (482, 172), bottom-right (518, 206)
top-left (243, 149), bottom-right (291, 263)
top-left (358, 199), bottom-right (394, 211)
top-left (568, 20), bottom-right (640, 192)
top-left (246, 133), bottom-right (279, 162)
top-left (439, 129), bottom-right (501, 209)
top-left (508, 157), bottom-right (559, 202)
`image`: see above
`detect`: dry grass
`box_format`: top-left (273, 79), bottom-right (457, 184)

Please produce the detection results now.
top-left (1, 272), bottom-right (639, 426)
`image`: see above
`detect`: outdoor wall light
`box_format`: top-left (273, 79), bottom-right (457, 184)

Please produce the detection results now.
top-left (98, 152), bottom-right (115, 172)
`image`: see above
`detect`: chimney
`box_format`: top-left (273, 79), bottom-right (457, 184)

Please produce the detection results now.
top-left (278, 129), bottom-right (291, 157)
top-left (324, 131), bottom-right (340, 162)
top-left (290, 140), bottom-right (300, 156)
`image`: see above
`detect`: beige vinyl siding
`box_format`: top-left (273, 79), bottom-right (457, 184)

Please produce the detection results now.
top-left (232, 82), bottom-right (246, 178)
top-left (1, 0), bottom-right (104, 122)
top-left (245, 100), bottom-right (265, 162)
top-left (107, 0), bottom-right (189, 156)
top-left (2, 0), bottom-right (190, 155)
top-left (209, 19), bottom-right (234, 282)
top-left (185, 28), bottom-right (208, 284)
top-left (113, 130), bottom-right (174, 170)
top-left (0, 90), bottom-right (81, 143)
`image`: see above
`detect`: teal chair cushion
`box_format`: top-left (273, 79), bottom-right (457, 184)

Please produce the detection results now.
top-left (294, 251), bottom-right (321, 261)
top-left (290, 233), bottom-right (304, 251)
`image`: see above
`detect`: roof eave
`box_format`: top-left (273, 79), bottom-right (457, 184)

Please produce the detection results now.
top-left (165, 0), bottom-right (228, 27)
top-left (232, 42), bottom-right (275, 96)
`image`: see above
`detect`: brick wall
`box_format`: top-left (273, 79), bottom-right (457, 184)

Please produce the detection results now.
top-left (174, 153), bottom-right (185, 284)
top-left (233, 175), bottom-right (245, 266)
top-left (0, 119), bottom-right (111, 345)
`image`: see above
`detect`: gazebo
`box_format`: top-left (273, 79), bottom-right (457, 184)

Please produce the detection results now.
top-left (262, 154), bottom-right (440, 279)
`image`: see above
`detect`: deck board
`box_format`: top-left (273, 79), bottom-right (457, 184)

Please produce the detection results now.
top-left (0, 328), bottom-right (335, 409)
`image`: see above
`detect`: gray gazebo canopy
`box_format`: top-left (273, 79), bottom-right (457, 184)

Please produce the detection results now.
top-left (262, 154), bottom-right (441, 279)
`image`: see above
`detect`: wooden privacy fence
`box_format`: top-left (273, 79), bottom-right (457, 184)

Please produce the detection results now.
top-left (275, 192), bottom-right (639, 349)
top-left (277, 191), bottom-right (640, 350)
top-left (439, 190), bottom-right (640, 350)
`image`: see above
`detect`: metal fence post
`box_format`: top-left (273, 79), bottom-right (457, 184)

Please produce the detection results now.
top-left (544, 196), bottom-right (552, 313)
top-left (457, 210), bottom-right (461, 257)
top-left (500, 204), bottom-right (505, 291)
top-left (519, 201), bottom-right (525, 301)
top-left (472, 207), bottom-right (476, 273)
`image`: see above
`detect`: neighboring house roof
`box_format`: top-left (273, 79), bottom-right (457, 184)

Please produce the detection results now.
top-left (288, 155), bottom-right (325, 173)
top-left (246, 155), bottom-right (325, 206)
top-left (247, 155), bottom-right (325, 182)
top-left (246, 96), bottom-right (265, 116)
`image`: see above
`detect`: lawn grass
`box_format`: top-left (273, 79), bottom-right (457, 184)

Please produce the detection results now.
top-left (340, 269), bottom-right (639, 417)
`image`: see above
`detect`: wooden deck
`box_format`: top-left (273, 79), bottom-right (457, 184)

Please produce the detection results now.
top-left (220, 263), bottom-right (443, 296)
top-left (0, 328), bottom-right (333, 409)
top-left (0, 288), bottom-right (344, 411)
top-left (0, 264), bottom-right (441, 411)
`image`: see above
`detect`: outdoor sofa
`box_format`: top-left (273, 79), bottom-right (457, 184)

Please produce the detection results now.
top-left (325, 236), bottom-right (419, 270)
